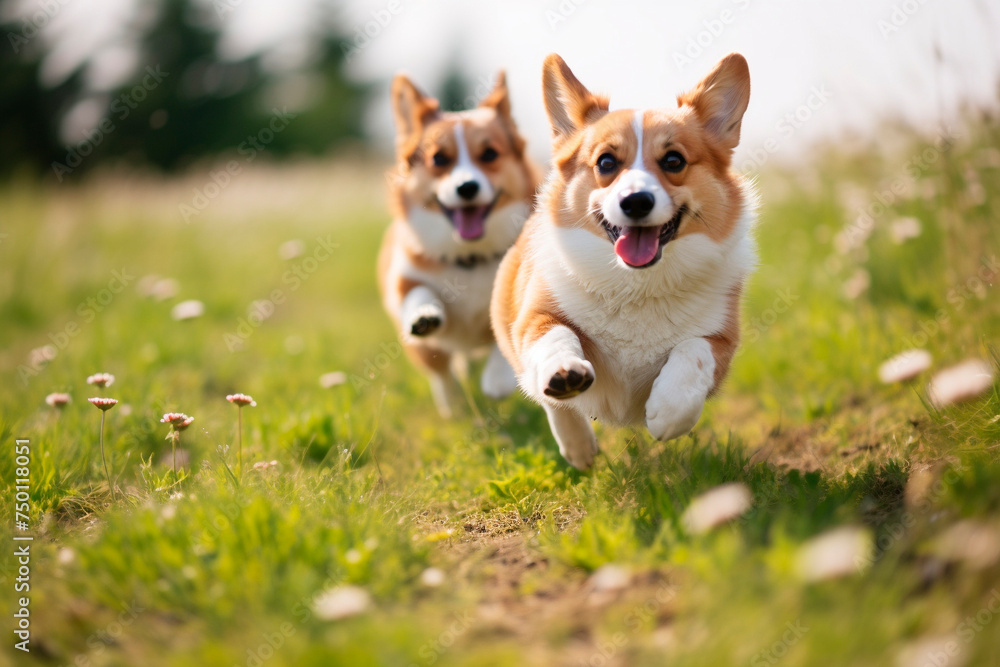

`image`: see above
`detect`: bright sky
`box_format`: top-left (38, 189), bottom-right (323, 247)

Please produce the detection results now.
top-left (15, 0), bottom-right (1000, 165)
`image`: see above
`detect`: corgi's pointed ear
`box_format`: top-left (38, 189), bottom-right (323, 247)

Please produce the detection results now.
top-left (479, 70), bottom-right (511, 118)
top-left (678, 53), bottom-right (750, 151)
top-left (542, 54), bottom-right (609, 144)
top-left (480, 70), bottom-right (528, 157)
top-left (391, 74), bottom-right (439, 157)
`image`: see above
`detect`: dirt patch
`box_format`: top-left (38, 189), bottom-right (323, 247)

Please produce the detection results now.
top-left (438, 532), bottom-right (676, 666)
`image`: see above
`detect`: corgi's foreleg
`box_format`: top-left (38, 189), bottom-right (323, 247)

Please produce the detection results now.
top-left (400, 285), bottom-right (446, 339)
top-left (644, 337), bottom-right (717, 442)
top-left (522, 324), bottom-right (594, 403)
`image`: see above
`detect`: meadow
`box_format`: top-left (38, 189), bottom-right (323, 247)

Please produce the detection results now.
top-left (1, 113), bottom-right (999, 666)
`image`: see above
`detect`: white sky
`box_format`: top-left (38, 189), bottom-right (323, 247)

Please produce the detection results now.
top-left (14, 0), bottom-right (1000, 164)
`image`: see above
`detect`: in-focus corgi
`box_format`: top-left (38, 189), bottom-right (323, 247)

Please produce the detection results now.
top-left (491, 53), bottom-right (756, 469)
top-left (379, 72), bottom-right (540, 417)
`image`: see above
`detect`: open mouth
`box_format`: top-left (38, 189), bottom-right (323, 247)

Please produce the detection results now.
top-left (437, 193), bottom-right (500, 241)
top-left (599, 205), bottom-right (688, 269)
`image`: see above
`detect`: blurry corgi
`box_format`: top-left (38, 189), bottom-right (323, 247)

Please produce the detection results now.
top-left (491, 53), bottom-right (756, 468)
top-left (378, 71), bottom-right (540, 418)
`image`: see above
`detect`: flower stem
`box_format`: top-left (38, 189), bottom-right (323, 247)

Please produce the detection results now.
top-left (99, 410), bottom-right (114, 499)
top-left (172, 431), bottom-right (178, 477)
top-left (238, 407), bottom-right (243, 478)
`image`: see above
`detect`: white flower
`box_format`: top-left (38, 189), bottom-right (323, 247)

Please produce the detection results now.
top-left (896, 636), bottom-right (967, 667)
top-left (419, 567), bottom-right (445, 588)
top-left (682, 483), bottom-right (752, 534)
top-left (889, 217), bottom-right (922, 244)
top-left (878, 350), bottom-right (932, 384)
top-left (312, 585), bottom-right (371, 621)
top-left (86, 373), bottom-right (115, 388)
top-left (796, 526), bottom-right (872, 581)
top-left (171, 300), bottom-right (204, 321)
top-left (588, 564), bottom-right (630, 592)
top-left (151, 278), bottom-right (180, 302)
top-left (932, 520), bottom-right (1000, 570)
top-left (278, 239), bottom-right (306, 260)
top-left (842, 268), bottom-right (870, 300)
top-left (45, 392), bottom-right (71, 408)
top-left (320, 372), bottom-right (347, 388)
top-left (927, 359), bottom-right (994, 408)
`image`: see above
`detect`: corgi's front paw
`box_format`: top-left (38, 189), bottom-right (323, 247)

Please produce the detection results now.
top-left (540, 356), bottom-right (594, 399)
top-left (408, 304), bottom-right (444, 337)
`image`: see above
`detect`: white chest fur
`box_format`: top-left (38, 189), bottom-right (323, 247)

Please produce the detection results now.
top-left (535, 207), bottom-right (756, 424)
top-left (386, 201), bottom-right (529, 353)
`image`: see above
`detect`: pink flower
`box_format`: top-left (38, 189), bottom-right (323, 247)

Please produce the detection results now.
top-left (45, 393), bottom-right (71, 408)
top-left (88, 397), bottom-right (118, 411)
top-left (161, 413), bottom-right (194, 430)
top-left (86, 373), bottom-right (115, 388)
top-left (226, 393), bottom-right (256, 407)
top-left (160, 412), bottom-right (188, 425)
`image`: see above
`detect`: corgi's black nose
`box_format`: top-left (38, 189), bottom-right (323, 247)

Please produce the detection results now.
top-left (457, 181), bottom-right (480, 201)
top-left (619, 191), bottom-right (655, 219)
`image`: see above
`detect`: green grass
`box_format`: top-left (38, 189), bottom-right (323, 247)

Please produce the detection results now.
top-left (1, 115), bottom-right (999, 666)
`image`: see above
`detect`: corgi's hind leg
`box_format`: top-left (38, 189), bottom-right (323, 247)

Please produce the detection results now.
top-left (481, 344), bottom-right (518, 399)
top-left (543, 403), bottom-right (598, 470)
top-left (406, 344), bottom-right (457, 419)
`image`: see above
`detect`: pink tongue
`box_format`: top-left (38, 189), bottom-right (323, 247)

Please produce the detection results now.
top-left (614, 226), bottom-right (661, 267)
top-left (453, 207), bottom-right (487, 240)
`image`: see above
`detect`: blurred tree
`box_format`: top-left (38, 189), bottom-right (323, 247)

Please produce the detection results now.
top-left (438, 60), bottom-right (474, 112)
top-left (0, 10), bottom-right (80, 176)
top-left (0, 0), bottom-right (366, 179)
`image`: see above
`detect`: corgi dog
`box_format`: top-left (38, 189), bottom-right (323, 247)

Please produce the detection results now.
top-left (378, 72), bottom-right (540, 418)
top-left (491, 53), bottom-right (756, 469)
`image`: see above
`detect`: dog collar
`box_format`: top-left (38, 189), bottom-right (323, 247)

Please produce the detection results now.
top-left (449, 252), bottom-right (504, 270)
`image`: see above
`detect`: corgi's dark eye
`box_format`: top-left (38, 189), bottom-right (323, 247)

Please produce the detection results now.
top-left (659, 151), bottom-right (686, 173)
top-left (432, 151), bottom-right (450, 167)
top-left (480, 147), bottom-right (498, 163)
top-left (597, 153), bottom-right (618, 174)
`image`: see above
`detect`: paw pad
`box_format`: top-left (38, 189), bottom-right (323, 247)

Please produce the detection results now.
top-left (410, 315), bottom-right (441, 337)
top-left (544, 367), bottom-right (594, 399)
